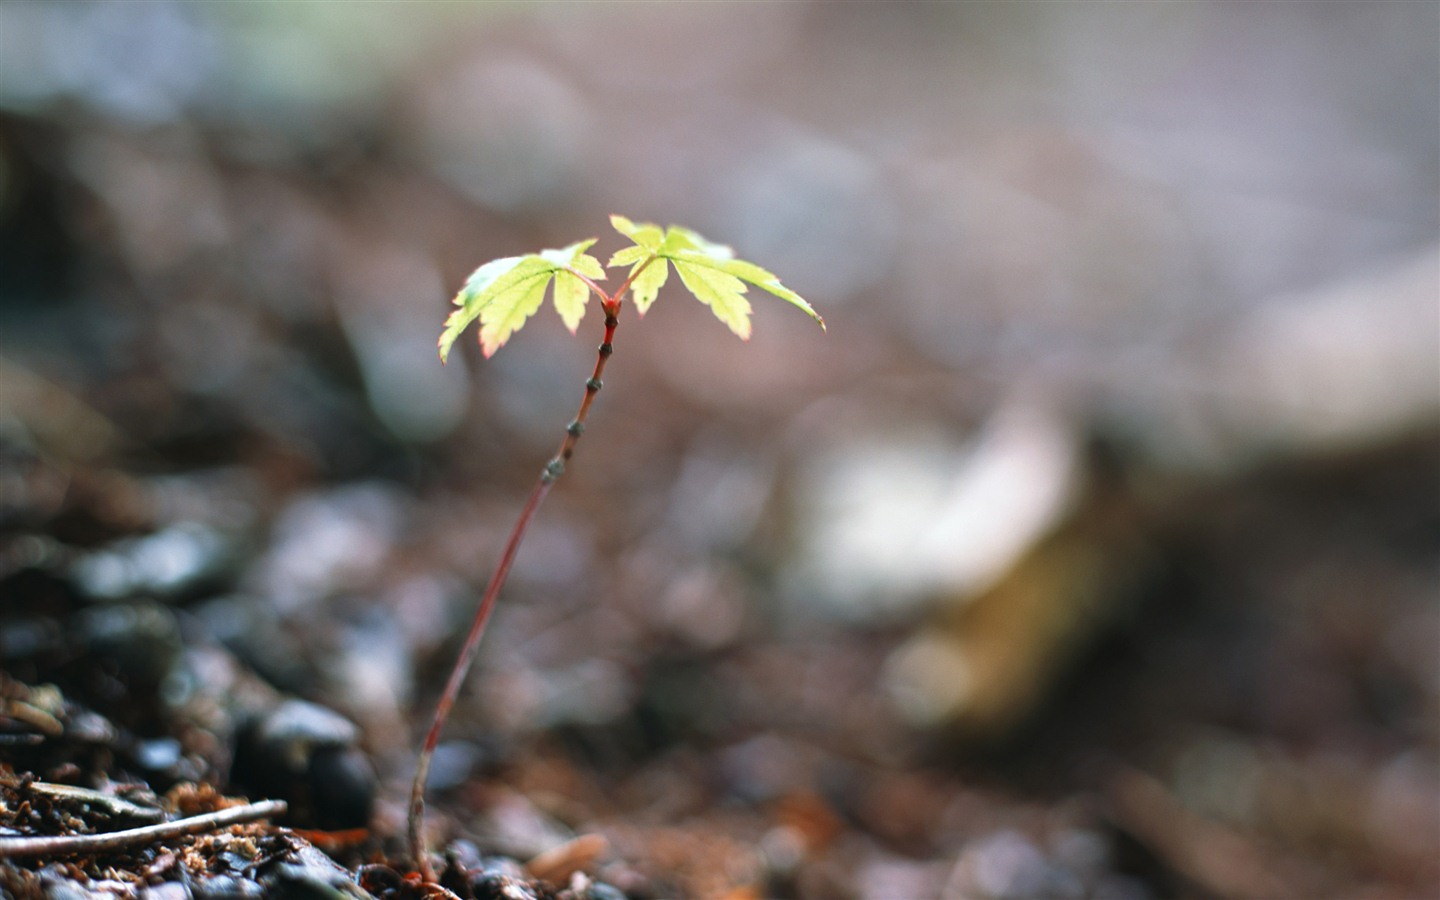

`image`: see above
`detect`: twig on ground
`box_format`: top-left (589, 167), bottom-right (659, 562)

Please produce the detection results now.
top-left (1106, 767), bottom-right (1309, 898)
top-left (0, 799), bottom-right (287, 859)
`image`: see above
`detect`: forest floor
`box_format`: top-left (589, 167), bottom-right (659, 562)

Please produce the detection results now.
top-left (2, 20), bottom-right (1438, 893)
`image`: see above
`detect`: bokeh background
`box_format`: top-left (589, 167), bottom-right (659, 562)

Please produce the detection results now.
top-left (2, 3), bottom-right (1437, 898)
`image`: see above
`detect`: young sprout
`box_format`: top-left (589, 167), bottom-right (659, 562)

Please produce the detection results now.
top-left (411, 216), bottom-right (822, 880)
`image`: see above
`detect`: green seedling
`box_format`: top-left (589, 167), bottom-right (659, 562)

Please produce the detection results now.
top-left (410, 215), bottom-right (823, 878)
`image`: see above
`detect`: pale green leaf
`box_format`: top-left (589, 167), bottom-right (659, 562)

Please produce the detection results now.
top-left (714, 257), bottom-right (824, 329)
top-left (629, 257), bottom-right (669, 316)
top-left (552, 271), bottom-right (589, 333)
top-left (662, 225), bottom-right (733, 259)
top-left (609, 213), bottom-right (638, 237)
top-left (437, 306), bottom-right (473, 364)
top-left (442, 220), bottom-right (821, 362)
top-left (570, 253), bottom-right (606, 280)
top-left (607, 218), bottom-right (824, 334)
top-left (672, 257), bottom-right (752, 340)
top-left (438, 255), bottom-right (527, 362)
top-left (438, 240), bottom-right (606, 361)
top-left (479, 265), bottom-right (552, 357)
top-left (541, 239), bottom-right (604, 333)
top-left (462, 254), bottom-right (529, 297)
top-left (610, 214), bottom-right (663, 251)
top-left (540, 238), bottom-right (605, 280)
top-left (606, 245), bottom-right (648, 268)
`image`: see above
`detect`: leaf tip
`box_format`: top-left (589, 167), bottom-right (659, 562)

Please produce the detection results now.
top-left (479, 332), bottom-right (500, 359)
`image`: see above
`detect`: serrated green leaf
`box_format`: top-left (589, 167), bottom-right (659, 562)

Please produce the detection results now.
top-left (479, 264), bottom-right (552, 357)
top-left (438, 239), bottom-right (606, 361)
top-left (438, 306), bottom-right (473, 364)
top-left (438, 255), bottom-right (528, 362)
top-left (552, 271), bottom-right (589, 333)
top-left (667, 241), bottom-right (822, 327)
top-left (662, 225), bottom-right (733, 259)
top-left (713, 257), bottom-right (824, 328)
top-left (571, 254), bottom-right (606, 280)
top-left (543, 238), bottom-right (605, 333)
top-left (629, 257), bottom-right (669, 315)
top-left (443, 220), bottom-right (821, 362)
top-left (541, 238), bottom-right (606, 281)
top-left (712, 258), bottom-right (773, 283)
top-left (610, 214), bottom-right (663, 251)
top-left (672, 257), bottom-right (752, 340)
top-left (607, 245), bottom-right (647, 268)
top-left (605, 217), bottom-right (824, 334)
top-left (462, 254), bottom-right (528, 296)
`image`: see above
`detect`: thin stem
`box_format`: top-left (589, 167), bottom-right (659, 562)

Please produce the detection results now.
top-left (0, 800), bottom-right (287, 859)
top-left (408, 297), bottom-right (624, 880)
top-left (612, 254), bottom-right (659, 302)
top-left (563, 266), bottom-right (610, 304)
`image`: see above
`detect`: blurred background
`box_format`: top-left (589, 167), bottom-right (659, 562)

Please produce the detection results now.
top-left (1, 2), bottom-right (1436, 898)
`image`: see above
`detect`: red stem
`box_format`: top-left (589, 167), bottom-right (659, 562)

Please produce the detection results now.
top-left (408, 297), bottom-right (624, 879)
top-left (610, 254), bottom-right (662, 308)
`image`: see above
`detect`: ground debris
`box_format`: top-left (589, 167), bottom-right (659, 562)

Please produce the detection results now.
top-left (0, 673), bottom-right (607, 900)
top-left (1, 27), bottom-right (1436, 893)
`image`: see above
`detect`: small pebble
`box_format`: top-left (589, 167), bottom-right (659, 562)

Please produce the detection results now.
top-left (137, 882), bottom-right (192, 900)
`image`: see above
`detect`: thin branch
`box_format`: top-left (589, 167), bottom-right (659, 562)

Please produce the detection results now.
top-left (408, 299), bottom-right (624, 881)
top-left (407, 474), bottom-right (553, 880)
top-left (0, 799), bottom-right (287, 859)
